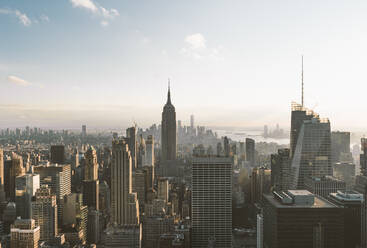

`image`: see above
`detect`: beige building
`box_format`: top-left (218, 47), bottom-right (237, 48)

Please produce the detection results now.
top-left (11, 218), bottom-right (40, 248)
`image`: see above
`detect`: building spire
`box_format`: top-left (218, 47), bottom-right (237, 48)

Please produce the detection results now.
top-left (167, 78), bottom-right (171, 104)
top-left (301, 55), bottom-right (304, 107)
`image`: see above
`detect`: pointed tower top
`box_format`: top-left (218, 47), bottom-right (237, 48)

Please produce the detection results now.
top-left (301, 55), bottom-right (304, 107)
top-left (167, 78), bottom-right (172, 104)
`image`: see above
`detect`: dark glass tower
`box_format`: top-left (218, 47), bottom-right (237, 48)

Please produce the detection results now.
top-left (161, 84), bottom-right (177, 161)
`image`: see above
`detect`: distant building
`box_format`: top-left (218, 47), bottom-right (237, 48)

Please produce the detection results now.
top-left (16, 173), bottom-right (40, 219)
top-left (251, 167), bottom-right (271, 204)
top-left (50, 145), bottom-right (65, 164)
top-left (161, 85), bottom-right (177, 162)
top-left (82, 125), bottom-right (87, 137)
top-left (146, 135), bottom-right (154, 167)
top-left (246, 138), bottom-right (255, 166)
top-left (331, 131), bottom-right (351, 163)
top-left (157, 178), bottom-right (169, 203)
top-left (11, 218), bottom-right (40, 248)
top-left (304, 176), bottom-right (346, 198)
top-left (126, 126), bottom-right (137, 169)
top-left (333, 162), bottom-right (355, 188)
top-left (257, 214), bottom-right (263, 248)
top-left (271, 149), bottom-right (291, 191)
top-left (7, 153), bottom-right (25, 201)
top-left (102, 224), bottom-right (141, 248)
top-left (223, 136), bottom-right (230, 157)
top-left (83, 146), bottom-right (99, 210)
top-left (192, 157), bottom-right (232, 248)
top-left (263, 190), bottom-right (344, 248)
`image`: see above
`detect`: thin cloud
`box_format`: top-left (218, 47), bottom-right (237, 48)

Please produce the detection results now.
top-left (40, 14), bottom-right (49, 22)
top-left (181, 33), bottom-right (223, 60)
top-left (70, 0), bottom-right (119, 26)
top-left (0, 8), bottom-right (31, 26)
top-left (7, 75), bottom-right (32, 87)
top-left (185, 33), bottom-right (206, 50)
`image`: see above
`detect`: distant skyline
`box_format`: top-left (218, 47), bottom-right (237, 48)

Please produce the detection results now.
top-left (1, 0), bottom-right (367, 131)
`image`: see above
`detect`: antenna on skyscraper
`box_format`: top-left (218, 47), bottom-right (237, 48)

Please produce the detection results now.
top-left (301, 55), bottom-right (304, 107)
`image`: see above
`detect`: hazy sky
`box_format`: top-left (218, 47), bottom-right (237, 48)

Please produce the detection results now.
top-left (1, 0), bottom-right (367, 131)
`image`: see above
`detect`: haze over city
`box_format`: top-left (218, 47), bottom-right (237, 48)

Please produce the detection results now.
top-left (1, 0), bottom-right (367, 130)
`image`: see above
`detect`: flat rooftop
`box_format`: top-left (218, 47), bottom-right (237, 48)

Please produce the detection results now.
top-left (264, 193), bottom-right (338, 209)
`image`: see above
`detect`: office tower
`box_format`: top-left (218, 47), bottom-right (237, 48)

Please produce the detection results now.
top-left (111, 139), bottom-right (139, 225)
top-left (83, 146), bottom-right (99, 210)
top-left (329, 190), bottom-right (362, 248)
top-left (331, 131), bottom-right (351, 163)
top-left (190, 114), bottom-right (194, 129)
top-left (3, 202), bottom-right (17, 234)
top-left (50, 145), bottom-right (65, 164)
top-left (137, 135), bottom-right (146, 168)
top-left (216, 142), bottom-right (223, 156)
top-left (8, 153), bottom-right (25, 201)
top-left (161, 84), bottom-right (177, 162)
top-left (84, 146), bottom-right (98, 181)
top-left (304, 176), bottom-right (346, 198)
top-left (239, 142), bottom-right (245, 158)
top-left (33, 163), bottom-right (71, 225)
top-left (223, 136), bottom-right (230, 157)
top-left (82, 125), bottom-right (86, 137)
top-left (62, 193), bottom-right (88, 245)
top-left (192, 157), bottom-right (232, 248)
top-left (289, 103), bottom-right (315, 158)
top-left (102, 224), bottom-right (142, 248)
top-left (146, 135), bottom-right (155, 167)
top-left (31, 185), bottom-right (58, 241)
top-left (158, 178), bottom-right (169, 203)
top-left (362, 185), bottom-right (367, 248)
top-left (16, 174), bottom-right (40, 219)
top-left (271, 149), bottom-right (291, 191)
top-left (263, 125), bottom-right (268, 138)
top-left (263, 190), bottom-right (344, 248)
top-left (361, 138), bottom-right (367, 176)
top-left (99, 180), bottom-right (111, 213)
top-left (333, 162), bottom-right (355, 188)
top-left (257, 214), bottom-right (263, 248)
top-left (0, 149), bottom-right (3, 186)
top-left (126, 126), bottom-right (137, 169)
top-left (291, 113), bottom-right (332, 189)
top-left (132, 168), bottom-right (147, 205)
top-left (11, 218), bottom-right (40, 248)
top-left (246, 138), bottom-right (255, 166)
top-left (142, 216), bottom-right (174, 248)
top-left (87, 209), bottom-right (101, 244)
top-left (251, 167), bottom-right (271, 204)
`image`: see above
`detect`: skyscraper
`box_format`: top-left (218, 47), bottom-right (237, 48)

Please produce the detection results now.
top-left (83, 146), bottom-right (99, 210)
top-left (161, 84), bottom-right (177, 162)
top-left (126, 126), bottom-right (137, 169)
top-left (50, 145), bottom-right (65, 164)
top-left (11, 218), bottom-right (40, 248)
top-left (8, 152), bottom-right (25, 201)
top-left (190, 114), bottom-right (194, 129)
top-left (192, 157), bottom-right (232, 248)
top-left (271, 148), bottom-right (291, 191)
top-left (111, 139), bottom-right (139, 225)
top-left (146, 135), bottom-right (154, 167)
top-left (0, 148), bottom-right (4, 186)
top-left (31, 185), bottom-right (58, 241)
top-left (291, 113), bottom-right (332, 189)
top-left (82, 125), bottom-right (87, 137)
top-left (331, 131), bottom-right (351, 163)
top-left (246, 138), bottom-right (255, 166)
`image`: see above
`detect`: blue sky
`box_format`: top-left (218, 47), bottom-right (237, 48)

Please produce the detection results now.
top-left (0, 0), bottom-right (367, 130)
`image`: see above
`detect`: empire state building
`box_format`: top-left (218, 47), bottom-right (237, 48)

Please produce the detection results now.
top-left (161, 84), bottom-right (177, 161)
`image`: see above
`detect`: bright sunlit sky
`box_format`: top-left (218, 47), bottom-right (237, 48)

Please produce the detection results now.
top-left (1, 0), bottom-right (367, 130)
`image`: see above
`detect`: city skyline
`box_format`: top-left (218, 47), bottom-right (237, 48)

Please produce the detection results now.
top-left (1, 0), bottom-right (367, 131)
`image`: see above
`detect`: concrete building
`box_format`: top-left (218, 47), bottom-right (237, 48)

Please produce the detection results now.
top-left (111, 139), bottom-right (139, 225)
top-left (11, 218), bottom-right (40, 248)
top-left (132, 168), bottom-right (147, 206)
top-left (33, 163), bottom-right (71, 225)
top-left (158, 178), bottom-right (169, 203)
top-left (161, 84), bottom-right (177, 162)
top-left (50, 145), bottom-right (65, 164)
top-left (329, 190), bottom-right (362, 248)
top-left (263, 190), bottom-right (344, 248)
top-left (126, 126), bottom-right (137, 170)
top-left (83, 146), bottom-right (99, 210)
top-left (246, 138), bottom-right (255, 166)
top-left (271, 148), bottom-right (291, 191)
top-left (304, 176), bottom-right (346, 198)
top-left (102, 224), bottom-right (142, 248)
top-left (146, 135), bottom-right (154, 167)
top-left (16, 174), bottom-right (40, 219)
top-left (31, 185), bottom-right (58, 241)
top-left (192, 157), bottom-right (232, 248)
top-left (8, 153), bottom-right (25, 201)
top-left (142, 216), bottom-right (174, 248)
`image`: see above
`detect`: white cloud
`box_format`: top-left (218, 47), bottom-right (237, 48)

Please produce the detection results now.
top-left (40, 14), bottom-right (49, 22)
top-left (7, 75), bottom-right (32, 87)
top-left (181, 33), bottom-right (223, 60)
top-left (185, 33), bottom-right (206, 50)
top-left (70, 0), bottom-right (98, 13)
top-left (0, 8), bottom-right (31, 26)
top-left (70, 0), bottom-right (119, 26)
